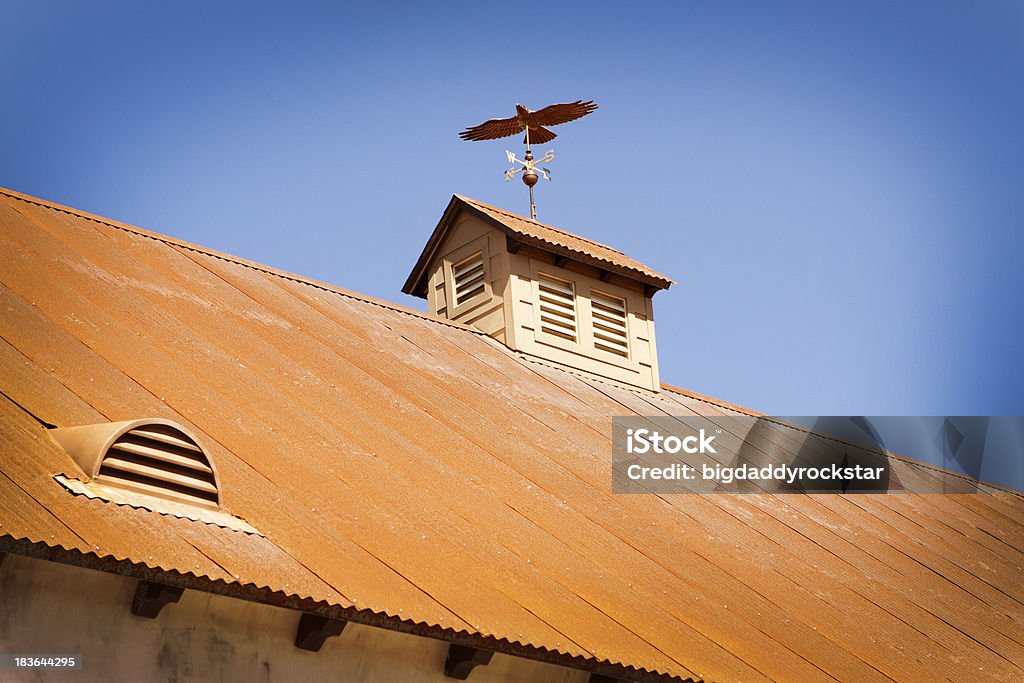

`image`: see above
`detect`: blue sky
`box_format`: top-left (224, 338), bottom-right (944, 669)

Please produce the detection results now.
top-left (2, 2), bottom-right (1022, 484)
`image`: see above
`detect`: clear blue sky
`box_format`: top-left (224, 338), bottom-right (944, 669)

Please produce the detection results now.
top-left (2, 3), bottom-right (1022, 456)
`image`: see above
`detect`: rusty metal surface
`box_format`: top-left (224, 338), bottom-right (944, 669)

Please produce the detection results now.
top-left (1, 186), bottom-right (1023, 682)
top-left (457, 196), bottom-right (674, 286)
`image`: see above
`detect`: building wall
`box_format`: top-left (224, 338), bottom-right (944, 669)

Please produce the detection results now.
top-left (0, 555), bottom-right (587, 683)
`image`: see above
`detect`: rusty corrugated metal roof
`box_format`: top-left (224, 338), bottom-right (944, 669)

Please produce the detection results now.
top-left (403, 195), bottom-right (674, 298)
top-left (1, 186), bottom-right (1023, 682)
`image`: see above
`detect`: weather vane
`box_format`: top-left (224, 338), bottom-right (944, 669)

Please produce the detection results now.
top-left (459, 100), bottom-right (598, 220)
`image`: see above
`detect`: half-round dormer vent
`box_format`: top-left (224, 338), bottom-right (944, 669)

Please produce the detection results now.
top-left (50, 419), bottom-right (220, 510)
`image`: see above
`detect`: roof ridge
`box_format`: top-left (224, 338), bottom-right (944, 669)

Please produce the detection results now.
top-left (456, 194), bottom-right (631, 256)
top-left (530, 361), bottom-right (1021, 495)
top-left (660, 384), bottom-right (1022, 495)
top-left (0, 186), bottom-right (481, 335)
top-left (659, 382), bottom-right (763, 416)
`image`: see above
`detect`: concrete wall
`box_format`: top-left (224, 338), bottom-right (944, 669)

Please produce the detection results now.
top-left (0, 554), bottom-right (587, 683)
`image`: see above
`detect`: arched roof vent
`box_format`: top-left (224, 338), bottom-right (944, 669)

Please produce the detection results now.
top-left (50, 419), bottom-right (220, 510)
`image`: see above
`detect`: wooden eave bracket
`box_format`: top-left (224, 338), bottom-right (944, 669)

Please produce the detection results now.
top-left (294, 612), bottom-right (347, 652)
top-left (506, 236), bottom-right (523, 254)
top-left (444, 643), bottom-right (493, 679)
top-left (131, 579), bottom-right (184, 618)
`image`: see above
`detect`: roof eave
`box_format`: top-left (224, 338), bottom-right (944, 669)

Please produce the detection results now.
top-left (0, 537), bottom-right (692, 683)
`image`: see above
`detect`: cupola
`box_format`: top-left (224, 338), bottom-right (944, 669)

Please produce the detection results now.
top-left (403, 196), bottom-right (674, 391)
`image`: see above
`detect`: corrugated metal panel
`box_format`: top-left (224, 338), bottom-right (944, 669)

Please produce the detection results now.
top-left (1, 187), bottom-right (1022, 682)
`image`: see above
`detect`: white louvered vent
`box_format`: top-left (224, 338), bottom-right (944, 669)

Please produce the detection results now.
top-left (452, 252), bottom-right (486, 306)
top-left (98, 425), bottom-right (219, 509)
top-left (537, 273), bottom-right (578, 342)
top-left (50, 419), bottom-right (221, 511)
top-left (591, 290), bottom-right (630, 358)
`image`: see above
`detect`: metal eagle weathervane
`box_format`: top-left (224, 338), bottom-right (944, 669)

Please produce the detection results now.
top-left (459, 100), bottom-right (598, 220)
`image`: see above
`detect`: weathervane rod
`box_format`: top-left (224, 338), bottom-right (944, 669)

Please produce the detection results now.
top-left (525, 127), bottom-right (536, 220)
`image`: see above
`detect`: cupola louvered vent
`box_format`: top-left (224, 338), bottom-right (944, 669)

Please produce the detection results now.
top-left (591, 290), bottom-right (630, 357)
top-left (453, 251), bottom-right (486, 305)
top-left (537, 273), bottom-right (578, 341)
top-left (49, 419), bottom-right (221, 511)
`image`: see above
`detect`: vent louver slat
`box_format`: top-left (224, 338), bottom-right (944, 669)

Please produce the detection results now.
top-left (96, 426), bottom-right (219, 508)
top-left (128, 426), bottom-right (203, 453)
top-left (100, 456), bottom-right (219, 494)
top-left (110, 438), bottom-right (213, 473)
top-left (591, 291), bottom-right (630, 357)
top-left (538, 274), bottom-right (578, 341)
top-left (453, 252), bottom-right (486, 306)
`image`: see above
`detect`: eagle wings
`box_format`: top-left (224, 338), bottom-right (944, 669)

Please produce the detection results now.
top-left (459, 100), bottom-right (598, 145)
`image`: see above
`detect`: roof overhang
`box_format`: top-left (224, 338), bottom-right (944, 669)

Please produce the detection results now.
top-left (0, 537), bottom-right (691, 683)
